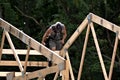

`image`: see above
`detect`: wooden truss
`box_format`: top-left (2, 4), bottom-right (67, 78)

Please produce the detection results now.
top-left (0, 18), bottom-right (69, 80)
top-left (0, 13), bottom-right (120, 80)
top-left (60, 13), bottom-right (120, 80)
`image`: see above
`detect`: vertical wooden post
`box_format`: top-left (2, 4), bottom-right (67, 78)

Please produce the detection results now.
top-left (23, 46), bottom-right (30, 74)
top-left (61, 71), bottom-right (64, 80)
top-left (5, 31), bottom-right (24, 72)
top-left (53, 71), bottom-right (59, 80)
top-left (108, 35), bottom-right (119, 80)
top-left (54, 59), bottom-right (69, 80)
top-left (90, 22), bottom-right (108, 80)
top-left (0, 31), bottom-right (5, 60)
top-left (61, 60), bottom-right (69, 80)
top-left (6, 72), bottom-right (15, 80)
top-left (65, 51), bottom-right (75, 80)
top-left (77, 24), bottom-right (90, 80)
top-left (65, 60), bottom-right (69, 80)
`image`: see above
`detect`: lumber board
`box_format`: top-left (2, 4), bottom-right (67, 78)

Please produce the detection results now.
top-left (0, 60), bottom-right (48, 67)
top-left (2, 49), bottom-right (59, 55)
top-left (90, 13), bottom-right (120, 39)
top-left (60, 16), bottom-right (88, 56)
top-left (90, 22), bottom-right (108, 80)
top-left (2, 49), bottom-right (42, 55)
top-left (0, 31), bottom-right (5, 60)
top-left (66, 51), bottom-right (75, 80)
top-left (23, 46), bottom-right (30, 74)
top-left (77, 25), bottom-right (90, 80)
top-left (13, 65), bottom-right (61, 80)
top-left (108, 36), bottom-right (118, 80)
top-left (5, 31), bottom-right (24, 72)
top-left (0, 18), bottom-right (65, 65)
top-left (61, 60), bottom-right (69, 80)
top-left (63, 17), bottom-right (88, 49)
top-left (6, 72), bottom-right (15, 80)
top-left (0, 72), bottom-right (30, 77)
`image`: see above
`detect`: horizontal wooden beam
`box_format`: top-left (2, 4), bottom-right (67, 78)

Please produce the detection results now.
top-left (0, 72), bottom-right (30, 77)
top-left (2, 49), bottom-right (42, 55)
top-left (13, 65), bottom-right (60, 80)
top-left (5, 31), bottom-right (24, 72)
top-left (2, 49), bottom-right (60, 55)
top-left (0, 60), bottom-right (48, 67)
top-left (0, 18), bottom-right (65, 66)
top-left (89, 13), bottom-right (120, 39)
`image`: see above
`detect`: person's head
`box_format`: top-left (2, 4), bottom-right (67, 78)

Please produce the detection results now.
top-left (54, 22), bottom-right (63, 32)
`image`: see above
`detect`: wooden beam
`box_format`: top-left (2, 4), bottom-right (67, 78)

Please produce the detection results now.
top-left (0, 72), bottom-right (30, 77)
top-left (5, 31), bottom-right (24, 72)
top-left (65, 51), bottom-right (75, 80)
top-left (90, 13), bottom-right (120, 39)
top-left (90, 22), bottom-right (108, 80)
top-left (53, 71), bottom-right (59, 80)
top-left (0, 31), bottom-right (5, 60)
top-left (13, 65), bottom-right (61, 80)
top-left (0, 60), bottom-right (48, 67)
top-left (77, 24), bottom-right (90, 80)
top-left (23, 46), bottom-right (30, 74)
top-left (2, 49), bottom-right (42, 55)
top-left (0, 18), bottom-right (65, 65)
top-left (59, 17), bottom-right (88, 80)
top-left (108, 35), bottom-right (119, 80)
top-left (61, 60), bottom-right (69, 80)
top-left (6, 72), bottom-right (15, 80)
top-left (2, 49), bottom-right (59, 55)
top-left (60, 17), bottom-right (88, 57)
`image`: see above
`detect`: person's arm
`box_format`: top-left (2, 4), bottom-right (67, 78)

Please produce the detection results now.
top-left (61, 26), bottom-right (67, 44)
top-left (41, 28), bottom-right (51, 45)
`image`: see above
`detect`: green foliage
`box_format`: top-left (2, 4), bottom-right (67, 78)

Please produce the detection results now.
top-left (1, 4), bottom-right (18, 25)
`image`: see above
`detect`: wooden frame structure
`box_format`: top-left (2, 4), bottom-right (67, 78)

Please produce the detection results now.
top-left (60, 13), bottom-right (120, 80)
top-left (0, 18), bottom-right (68, 80)
top-left (0, 13), bottom-right (120, 80)
top-left (0, 49), bottom-right (49, 77)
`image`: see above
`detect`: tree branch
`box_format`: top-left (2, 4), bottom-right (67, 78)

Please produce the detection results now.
top-left (14, 6), bottom-right (41, 26)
